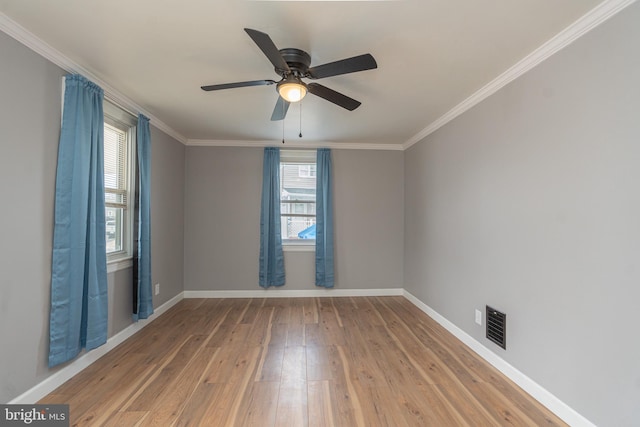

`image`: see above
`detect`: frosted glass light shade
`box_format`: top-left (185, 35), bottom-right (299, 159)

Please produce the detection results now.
top-left (278, 81), bottom-right (307, 102)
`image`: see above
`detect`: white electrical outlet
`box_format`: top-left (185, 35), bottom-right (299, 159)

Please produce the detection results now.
top-left (475, 309), bottom-right (482, 325)
top-left (154, 283), bottom-right (160, 295)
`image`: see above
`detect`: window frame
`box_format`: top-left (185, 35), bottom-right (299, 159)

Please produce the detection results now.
top-left (280, 149), bottom-right (316, 249)
top-left (103, 100), bottom-right (137, 264)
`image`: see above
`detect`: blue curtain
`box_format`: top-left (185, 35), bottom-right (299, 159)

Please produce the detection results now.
top-left (49, 74), bottom-right (108, 367)
top-left (259, 147), bottom-right (285, 287)
top-left (133, 114), bottom-right (153, 321)
top-left (316, 148), bottom-right (334, 288)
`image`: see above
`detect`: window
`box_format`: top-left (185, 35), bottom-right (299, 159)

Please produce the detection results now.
top-left (280, 150), bottom-right (316, 243)
top-left (103, 101), bottom-right (136, 260)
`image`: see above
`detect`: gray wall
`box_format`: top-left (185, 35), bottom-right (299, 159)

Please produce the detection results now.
top-left (404, 3), bottom-right (640, 426)
top-left (0, 30), bottom-right (64, 403)
top-left (184, 146), bottom-right (404, 291)
top-left (150, 126), bottom-right (185, 305)
top-left (0, 30), bottom-right (185, 403)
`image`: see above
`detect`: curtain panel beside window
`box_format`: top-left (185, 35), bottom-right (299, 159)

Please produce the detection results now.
top-left (133, 114), bottom-right (153, 320)
top-left (315, 148), bottom-right (334, 288)
top-left (49, 74), bottom-right (108, 367)
top-left (259, 147), bottom-right (286, 287)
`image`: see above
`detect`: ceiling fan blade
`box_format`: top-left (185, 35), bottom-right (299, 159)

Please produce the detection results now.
top-left (244, 28), bottom-right (290, 73)
top-left (201, 80), bottom-right (276, 91)
top-left (307, 83), bottom-right (361, 111)
top-left (271, 97), bottom-right (291, 121)
top-left (308, 54), bottom-right (377, 79)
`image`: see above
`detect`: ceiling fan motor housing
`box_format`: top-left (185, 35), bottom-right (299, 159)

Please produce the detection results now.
top-left (277, 48), bottom-right (312, 78)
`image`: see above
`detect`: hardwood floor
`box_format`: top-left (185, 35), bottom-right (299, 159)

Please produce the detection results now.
top-left (40, 297), bottom-right (566, 426)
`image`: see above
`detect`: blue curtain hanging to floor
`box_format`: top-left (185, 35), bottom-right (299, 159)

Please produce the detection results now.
top-left (259, 147), bottom-right (285, 287)
top-left (133, 114), bottom-right (153, 321)
top-left (316, 148), bottom-right (334, 288)
top-left (49, 74), bottom-right (108, 367)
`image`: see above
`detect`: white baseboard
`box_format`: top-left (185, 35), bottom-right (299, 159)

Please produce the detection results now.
top-left (9, 292), bottom-right (184, 404)
top-left (402, 290), bottom-right (595, 427)
top-left (183, 288), bottom-right (404, 299)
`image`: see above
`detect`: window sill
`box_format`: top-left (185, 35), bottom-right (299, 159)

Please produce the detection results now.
top-left (107, 257), bottom-right (133, 273)
top-left (283, 243), bottom-right (315, 252)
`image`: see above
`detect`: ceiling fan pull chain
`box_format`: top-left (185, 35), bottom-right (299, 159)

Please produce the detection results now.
top-left (299, 101), bottom-right (303, 138)
top-left (282, 102), bottom-right (285, 144)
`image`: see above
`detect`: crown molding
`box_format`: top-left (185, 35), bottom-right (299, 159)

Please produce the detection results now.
top-left (186, 139), bottom-right (404, 151)
top-left (0, 12), bottom-right (188, 145)
top-left (0, 12), bottom-right (75, 73)
top-left (402, 0), bottom-right (638, 150)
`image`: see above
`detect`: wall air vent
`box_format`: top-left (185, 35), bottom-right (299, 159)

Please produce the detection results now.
top-left (486, 306), bottom-right (506, 349)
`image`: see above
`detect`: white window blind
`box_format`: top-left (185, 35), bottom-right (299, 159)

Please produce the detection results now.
top-left (104, 123), bottom-right (127, 209)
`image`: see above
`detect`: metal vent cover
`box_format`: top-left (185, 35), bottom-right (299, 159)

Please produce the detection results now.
top-left (486, 306), bottom-right (506, 349)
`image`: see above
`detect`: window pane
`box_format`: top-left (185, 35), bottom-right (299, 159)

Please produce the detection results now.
top-left (298, 164), bottom-right (316, 177)
top-left (103, 101), bottom-right (135, 259)
top-left (280, 159), bottom-right (316, 240)
top-left (105, 207), bottom-right (123, 253)
top-left (104, 123), bottom-right (127, 207)
top-left (104, 121), bottom-right (128, 256)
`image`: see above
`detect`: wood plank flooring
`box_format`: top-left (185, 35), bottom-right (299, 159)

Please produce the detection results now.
top-left (39, 297), bottom-right (566, 426)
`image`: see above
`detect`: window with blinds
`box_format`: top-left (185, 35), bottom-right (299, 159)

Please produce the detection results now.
top-left (280, 150), bottom-right (316, 242)
top-left (104, 123), bottom-right (128, 254)
top-left (104, 123), bottom-right (127, 209)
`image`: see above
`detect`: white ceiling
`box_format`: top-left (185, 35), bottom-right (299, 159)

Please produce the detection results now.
top-left (0, 0), bottom-right (609, 147)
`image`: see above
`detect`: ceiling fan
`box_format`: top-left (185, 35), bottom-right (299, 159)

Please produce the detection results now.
top-left (201, 28), bottom-right (377, 121)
